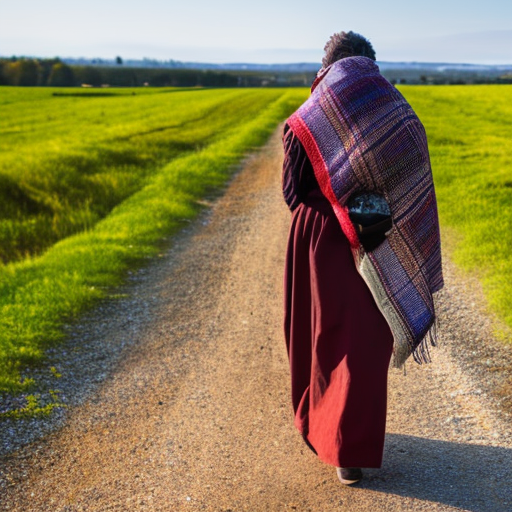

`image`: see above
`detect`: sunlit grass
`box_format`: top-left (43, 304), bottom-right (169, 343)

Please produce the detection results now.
top-left (0, 87), bottom-right (295, 262)
top-left (400, 84), bottom-right (512, 336)
top-left (0, 86), bottom-right (309, 395)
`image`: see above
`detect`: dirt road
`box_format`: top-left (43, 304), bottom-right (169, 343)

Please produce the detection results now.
top-left (1, 129), bottom-right (511, 511)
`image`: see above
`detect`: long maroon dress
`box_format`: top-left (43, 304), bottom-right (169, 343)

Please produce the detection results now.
top-left (283, 124), bottom-right (394, 468)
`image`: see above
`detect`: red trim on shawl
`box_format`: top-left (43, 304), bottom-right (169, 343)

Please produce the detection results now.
top-left (311, 66), bottom-right (330, 92)
top-left (287, 113), bottom-right (360, 249)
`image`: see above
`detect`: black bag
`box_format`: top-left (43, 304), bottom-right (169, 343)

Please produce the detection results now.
top-left (347, 193), bottom-right (392, 252)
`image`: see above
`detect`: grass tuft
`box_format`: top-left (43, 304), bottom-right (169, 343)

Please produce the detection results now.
top-left (0, 391), bottom-right (66, 419)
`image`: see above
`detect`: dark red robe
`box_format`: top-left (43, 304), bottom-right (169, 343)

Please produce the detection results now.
top-left (283, 124), bottom-right (394, 468)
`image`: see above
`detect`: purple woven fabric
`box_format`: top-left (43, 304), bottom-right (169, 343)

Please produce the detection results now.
top-left (287, 56), bottom-right (443, 366)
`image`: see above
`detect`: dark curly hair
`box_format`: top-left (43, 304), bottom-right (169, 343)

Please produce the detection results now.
top-left (322, 31), bottom-right (376, 68)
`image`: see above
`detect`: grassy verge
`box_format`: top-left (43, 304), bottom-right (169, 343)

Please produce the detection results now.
top-left (400, 84), bottom-right (512, 338)
top-left (0, 87), bottom-right (308, 400)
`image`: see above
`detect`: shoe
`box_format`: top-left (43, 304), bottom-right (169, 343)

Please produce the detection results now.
top-left (336, 467), bottom-right (363, 485)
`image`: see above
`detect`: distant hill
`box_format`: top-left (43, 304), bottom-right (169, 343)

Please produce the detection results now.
top-left (60, 57), bottom-right (512, 85)
top-left (62, 57), bottom-right (321, 72)
top-left (376, 61), bottom-right (512, 84)
top-left (62, 57), bottom-right (512, 73)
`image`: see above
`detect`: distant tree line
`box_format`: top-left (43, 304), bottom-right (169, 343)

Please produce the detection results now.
top-left (0, 57), bottom-right (315, 87)
top-left (4, 57), bottom-right (509, 88)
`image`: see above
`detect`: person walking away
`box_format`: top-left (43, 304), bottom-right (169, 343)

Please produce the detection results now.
top-left (282, 31), bottom-right (443, 485)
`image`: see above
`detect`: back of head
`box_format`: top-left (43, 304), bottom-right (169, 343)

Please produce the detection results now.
top-left (322, 31), bottom-right (376, 68)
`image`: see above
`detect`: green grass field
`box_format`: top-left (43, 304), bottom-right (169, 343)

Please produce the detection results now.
top-left (400, 84), bottom-right (512, 335)
top-left (1, 84), bottom-right (512, 415)
top-left (0, 87), bottom-right (305, 263)
top-left (0, 86), bottom-right (309, 402)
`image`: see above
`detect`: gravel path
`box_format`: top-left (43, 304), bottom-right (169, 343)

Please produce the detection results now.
top-left (1, 128), bottom-right (511, 511)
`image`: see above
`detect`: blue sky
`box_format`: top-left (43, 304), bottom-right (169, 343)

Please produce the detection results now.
top-left (1, 0), bottom-right (511, 64)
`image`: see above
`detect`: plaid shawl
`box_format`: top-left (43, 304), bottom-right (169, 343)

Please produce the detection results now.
top-left (287, 56), bottom-right (443, 367)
